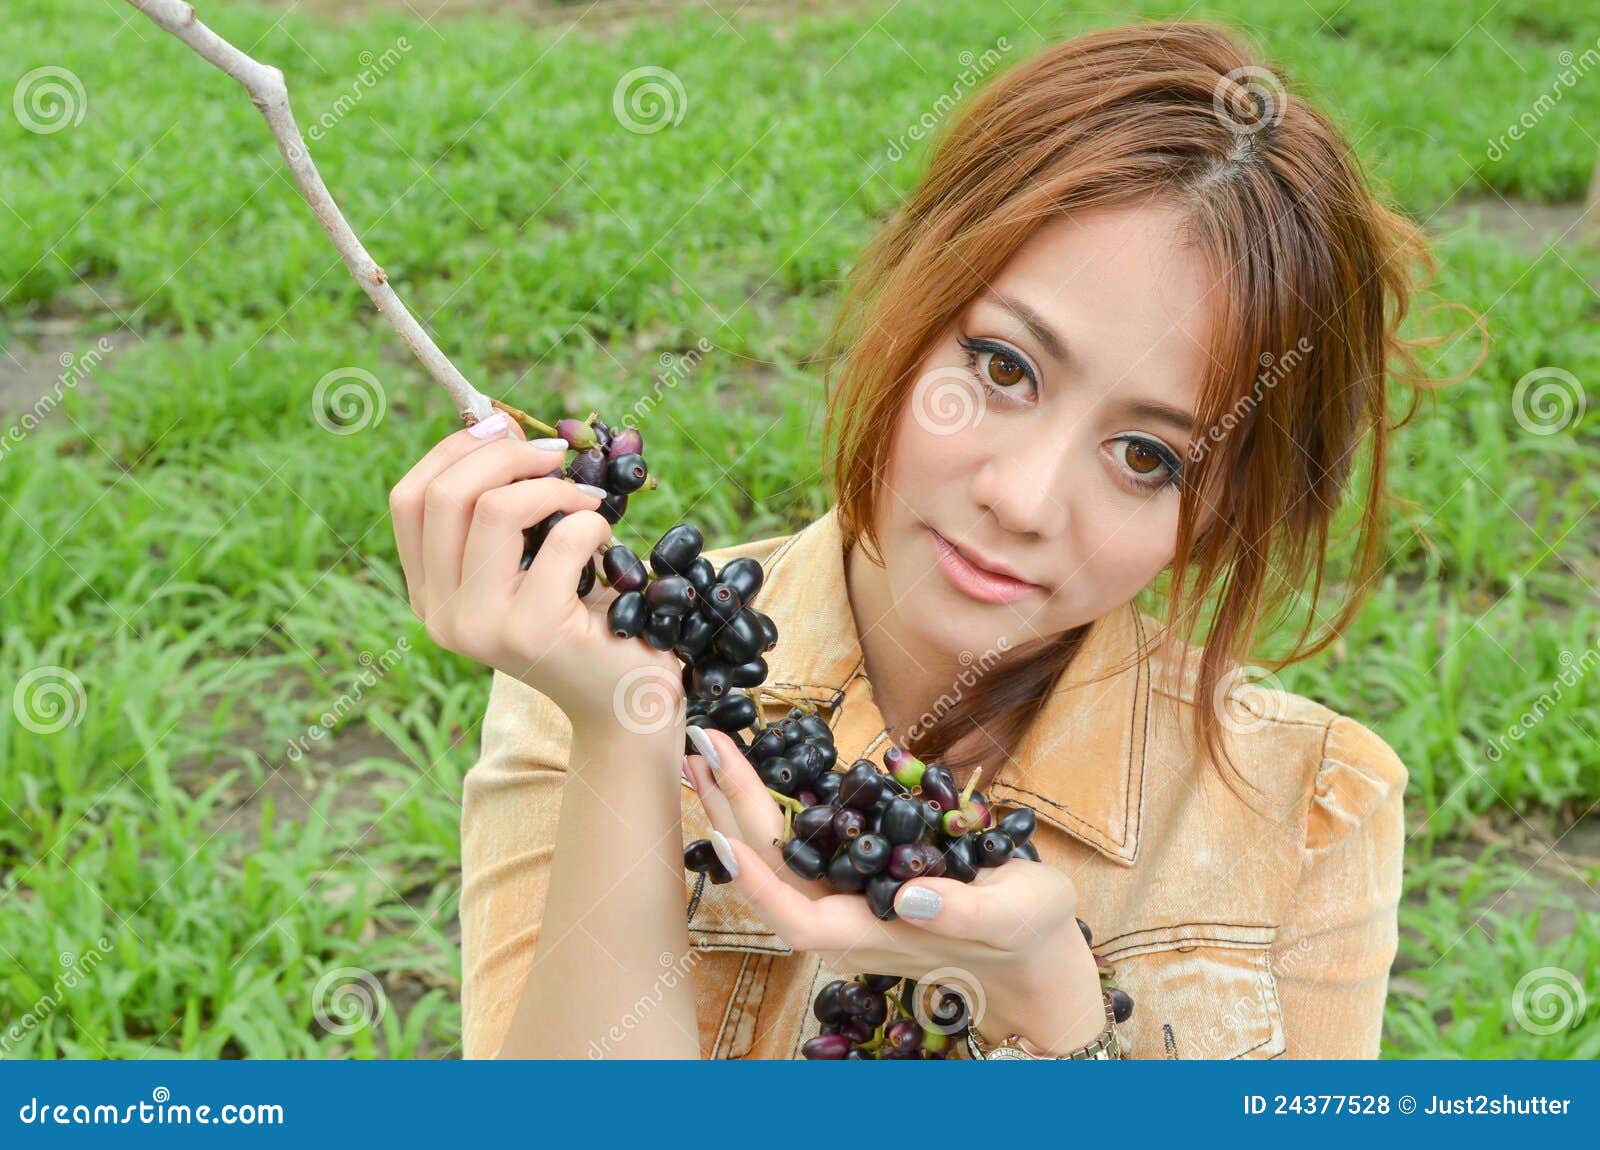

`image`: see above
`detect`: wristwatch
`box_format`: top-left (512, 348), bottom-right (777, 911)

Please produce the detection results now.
top-left (965, 989), bottom-right (1123, 1060)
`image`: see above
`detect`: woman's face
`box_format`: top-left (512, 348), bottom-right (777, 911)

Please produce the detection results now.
top-left (876, 201), bottom-right (1220, 659)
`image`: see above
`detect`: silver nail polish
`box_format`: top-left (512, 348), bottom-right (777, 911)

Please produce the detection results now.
top-left (686, 725), bottom-right (723, 772)
top-left (530, 437), bottom-right (570, 451)
top-left (574, 482), bottom-right (608, 500)
top-left (899, 886), bottom-right (942, 920)
top-left (709, 829), bottom-right (740, 877)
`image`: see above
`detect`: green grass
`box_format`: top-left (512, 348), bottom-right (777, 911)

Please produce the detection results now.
top-left (2, 0), bottom-right (1597, 1058)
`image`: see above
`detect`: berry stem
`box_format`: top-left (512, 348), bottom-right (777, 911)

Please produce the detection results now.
top-left (766, 788), bottom-right (806, 815)
top-left (489, 398), bottom-right (558, 437)
top-left (751, 686), bottom-right (817, 713)
top-left (959, 763), bottom-right (987, 806)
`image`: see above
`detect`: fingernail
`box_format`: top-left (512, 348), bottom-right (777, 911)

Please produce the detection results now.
top-left (898, 886), bottom-right (942, 920)
top-left (467, 411), bottom-right (512, 440)
top-left (709, 829), bottom-right (739, 877)
top-left (530, 437), bottom-right (570, 452)
top-left (686, 725), bottom-right (722, 772)
top-left (681, 755), bottom-right (696, 790)
top-left (574, 483), bottom-right (608, 500)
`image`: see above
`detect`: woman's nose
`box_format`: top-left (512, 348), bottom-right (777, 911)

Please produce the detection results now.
top-left (971, 431), bottom-right (1074, 540)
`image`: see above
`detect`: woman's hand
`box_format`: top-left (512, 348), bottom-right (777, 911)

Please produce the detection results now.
top-left (388, 411), bottom-right (684, 740)
top-left (683, 727), bottom-right (1108, 1054)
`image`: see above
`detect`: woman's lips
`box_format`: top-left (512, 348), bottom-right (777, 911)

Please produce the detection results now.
top-left (929, 529), bottom-right (1041, 605)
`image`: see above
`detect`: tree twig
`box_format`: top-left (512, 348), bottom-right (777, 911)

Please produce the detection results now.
top-left (125, 0), bottom-right (494, 425)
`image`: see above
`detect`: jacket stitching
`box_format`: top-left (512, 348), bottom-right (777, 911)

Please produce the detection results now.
top-left (1097, 920), bottom-right (1279, 950)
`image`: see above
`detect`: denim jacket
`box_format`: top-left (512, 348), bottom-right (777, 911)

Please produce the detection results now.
top-left (460, 505), bottom-right (1407, 1059)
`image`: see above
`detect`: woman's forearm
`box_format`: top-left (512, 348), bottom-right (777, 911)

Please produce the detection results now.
top-left (496, 723), bottom-right (701, 1059)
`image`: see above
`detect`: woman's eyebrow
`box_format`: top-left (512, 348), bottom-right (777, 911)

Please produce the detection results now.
top-left (980, 289), bottom-right (1196, 436)
top-left (981, 289), bottom-right (1071, 366)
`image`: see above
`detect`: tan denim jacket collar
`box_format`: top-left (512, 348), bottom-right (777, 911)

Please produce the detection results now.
top-left (748, 505), bottom-right (1152, 870)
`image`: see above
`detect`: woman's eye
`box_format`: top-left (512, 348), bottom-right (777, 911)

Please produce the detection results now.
top-left (957, 335), bottom-right (1036, 402)
top-left (1112, 436), bottom-right (1183, 493)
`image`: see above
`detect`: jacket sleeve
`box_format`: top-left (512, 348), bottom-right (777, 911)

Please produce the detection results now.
top-left (1272, 714), bottom-right (1408, 1058)
top-left (458, 668), bottom-right (574, 1060)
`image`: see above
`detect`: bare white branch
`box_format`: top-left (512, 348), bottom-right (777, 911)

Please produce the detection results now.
top-left (126, 0), bottom-right (494, 424)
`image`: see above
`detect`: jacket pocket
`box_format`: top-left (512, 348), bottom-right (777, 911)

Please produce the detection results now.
top-left (1098, 923), bottom-right (1285, 1059)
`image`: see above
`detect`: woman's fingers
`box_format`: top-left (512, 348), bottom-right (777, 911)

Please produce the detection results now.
top-left (687, 727), bottom-right (785, 844)
top-left (685, 748), bottom-right (821, 900)
top-left (711, 831), bottom-right (897, 956)
top-left (389, 412), bottom-right (528, 613)
top-left (512, 507), bottom-right (614, 616)
top-left (891, 860), bottom-right (1076, 951)
top-left (419, 436), bottom-right (572, 619)
top-left (455, 476), bottom-right (607, 619)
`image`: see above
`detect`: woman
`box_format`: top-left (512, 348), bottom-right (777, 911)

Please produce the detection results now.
top-left (389, 20), bottom-right (1454, 1059)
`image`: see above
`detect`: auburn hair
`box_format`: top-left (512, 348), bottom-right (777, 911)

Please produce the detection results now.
top-left (819, 20), bottom-right (1475, 803)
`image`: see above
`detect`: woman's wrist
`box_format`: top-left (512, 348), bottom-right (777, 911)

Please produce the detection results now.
top-left (980, 919), bottom-right (1107, 1055)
